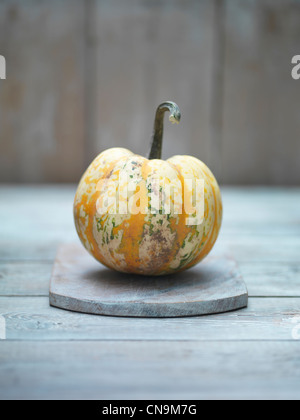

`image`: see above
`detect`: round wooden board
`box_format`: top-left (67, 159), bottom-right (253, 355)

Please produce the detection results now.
top-left (49, 244), bottom-right (248, 318)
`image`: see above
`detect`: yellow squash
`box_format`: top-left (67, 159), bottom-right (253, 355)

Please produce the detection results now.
top-left (74, 102), bottom-right (222, 275)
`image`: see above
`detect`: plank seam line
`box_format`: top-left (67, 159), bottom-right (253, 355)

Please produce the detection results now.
top-left (1, 339), bottom-right (300, 343)
top-left (1, 295), bottom-right (300, 299)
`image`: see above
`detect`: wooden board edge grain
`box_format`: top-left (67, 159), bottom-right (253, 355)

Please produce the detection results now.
top-left (49, 290), bottom-right (248, 318)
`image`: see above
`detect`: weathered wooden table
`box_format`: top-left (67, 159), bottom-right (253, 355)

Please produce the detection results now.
top-left (0, 186), bottom-right (299, 400)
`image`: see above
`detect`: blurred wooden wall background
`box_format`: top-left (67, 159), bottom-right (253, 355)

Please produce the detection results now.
top-left (0, 0), bottom-right (299, 185)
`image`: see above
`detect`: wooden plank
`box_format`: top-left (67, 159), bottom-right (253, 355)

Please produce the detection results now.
top-left (0, 186), bottom-right (299, 261)
top-left (1, 296), bottom-right (300, 341)
top-left (1, 234), bottom-right (299, 263)
top-left (0, 186), bottom-right (78, 259)
top-left (1, 260), bottom-right (300, 298)
top-left (1, 186), bottom-right (299, 218)
top-left (222, 0), bottom-right (300, 185)
top-left (0, 260), bottom-right (298, 298)
top-left (0, 0), bottom-right (85, 182)
top-left (0, 341), bottom-right (300, 399)
top-left (241, 262), bottom-right (300, 297)
top-left (222, 187), bottom-right (300, 227)
top-left (214, 234), bottom-right (300, 263)
top-left (0, 241), bottom-right (63, 262)
top-left (0, 262), bottom-right (52, 296)
top-left (87, 0), bottom-right (215, 169)
top-left (1, 187), bottom-right (299, 241)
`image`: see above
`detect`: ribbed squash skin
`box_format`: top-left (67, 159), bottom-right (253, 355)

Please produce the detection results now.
top-left (74, 148), bottom-right (222, 276)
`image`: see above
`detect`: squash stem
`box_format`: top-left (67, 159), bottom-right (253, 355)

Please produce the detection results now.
top-left (148, 101), bottom-right (181, 160)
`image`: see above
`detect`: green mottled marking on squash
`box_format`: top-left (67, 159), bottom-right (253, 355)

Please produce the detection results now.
top-left (96, 218), bottom-right (103, 232)
top-left (178, 252), bottom-right (193, 270)
top-left (149, 223), bottom-right (155, 236)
